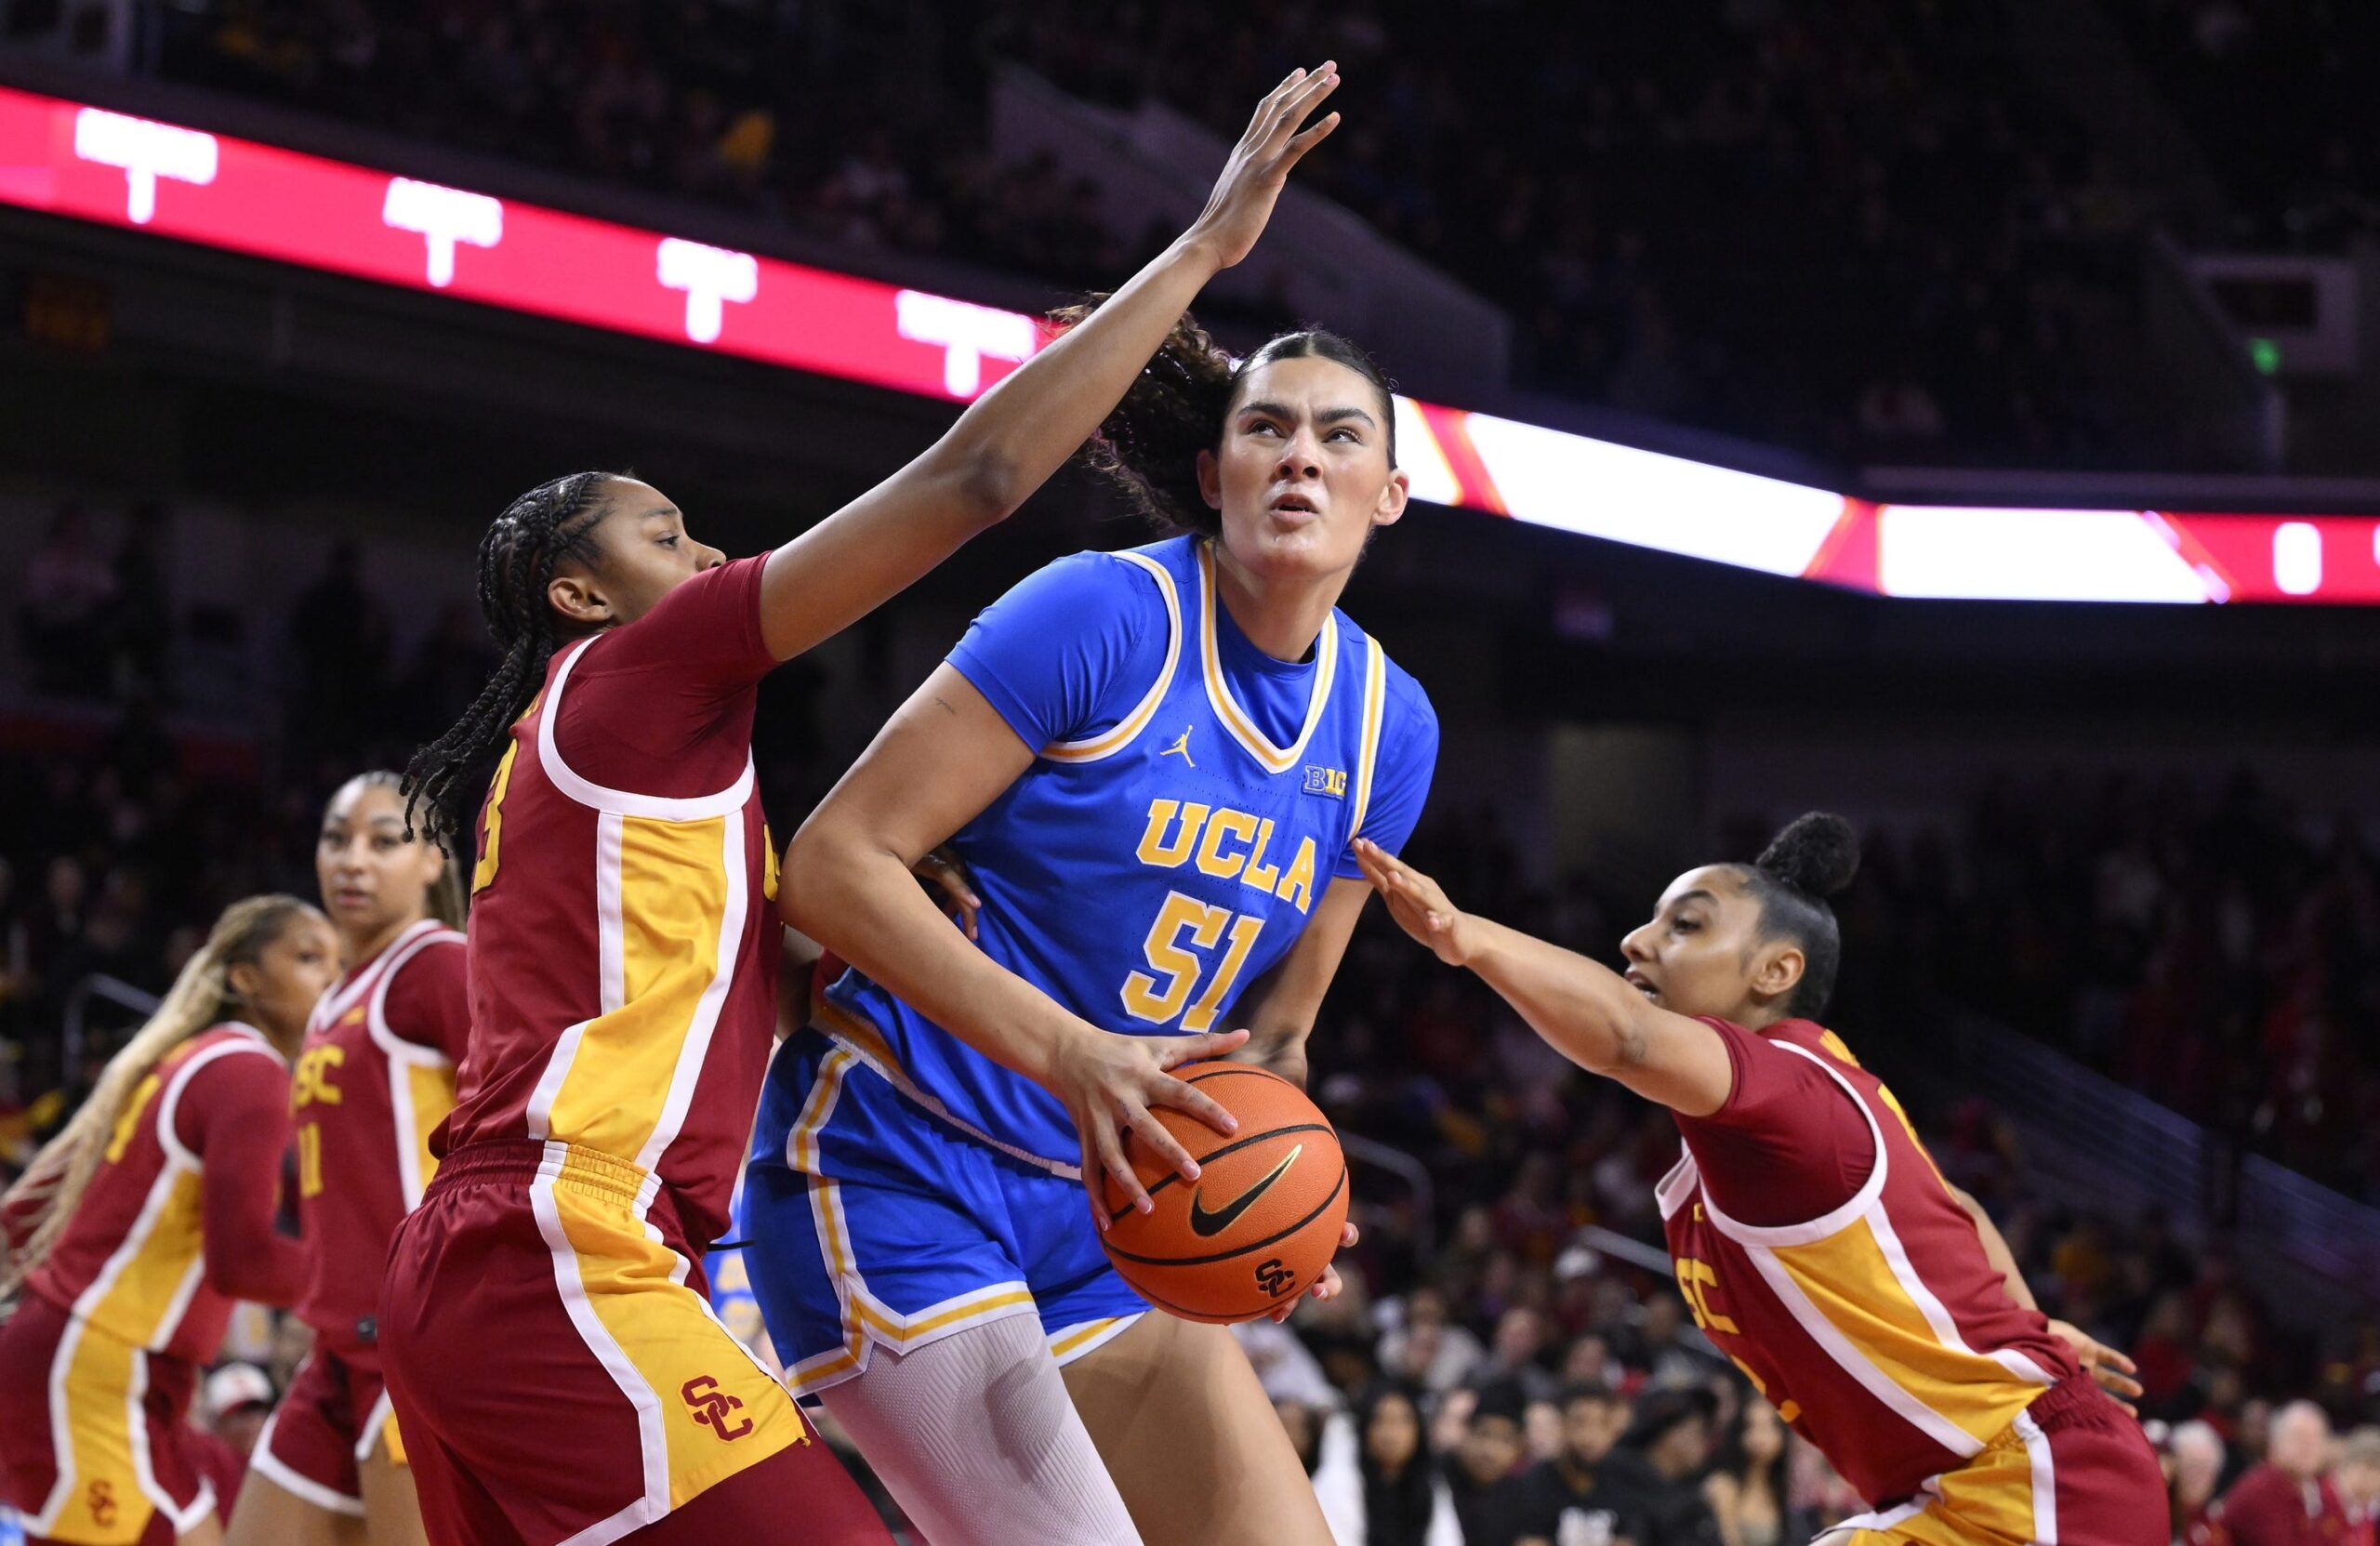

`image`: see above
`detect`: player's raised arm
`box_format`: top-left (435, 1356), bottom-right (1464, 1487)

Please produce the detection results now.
top-left (751, 63), bottom-right (1344, 663)
top-left (1351, 839), bottom-right (1737, 1116)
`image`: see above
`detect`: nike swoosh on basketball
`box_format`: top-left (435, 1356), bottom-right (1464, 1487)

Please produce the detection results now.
top-left (1187, 1143), bottom-right (1302, 1237)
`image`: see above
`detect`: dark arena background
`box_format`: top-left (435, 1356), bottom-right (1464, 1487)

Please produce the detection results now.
top-left (1, 3), bottom-right (2378, 1544)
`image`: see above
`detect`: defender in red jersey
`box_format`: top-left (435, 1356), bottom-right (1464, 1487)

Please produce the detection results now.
top-left (1355, 815), bottom-right (2169, 1546)
top-left (0, 897), bottom-right (329, 1546)
top-left (231, 774), bottom-right (466, 1546)
top-left (380, 70), bottom-right (1340, 1545)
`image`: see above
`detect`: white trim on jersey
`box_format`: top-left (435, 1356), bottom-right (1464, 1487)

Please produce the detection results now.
top-left (1692, 1040), bottom-right (1890, 1248)
top-left (1739, 1235), bottom-right (1988, 1460)
top-left (362, 923), bottom-right (464, 1211)
top-left (1345, 634), bottom-right (1388, 839)
top-left (631, 811), bottom-right (747, 1176)
top-left (2016, 1408), bottom-right (2059, 1544)
top-left (252, 1399), bottom-right (367, 1514)
top-left (1041, 549), bottom-right (1183, 763)
top-left (1195, 542), bottom-right (1341, 773)
top-left (1654, 1145), bottom-right (1699, 1222)
top-left (530, 1141), bottom-right (671, 1546)
top-left (537, 636), bottom-right (758, 821)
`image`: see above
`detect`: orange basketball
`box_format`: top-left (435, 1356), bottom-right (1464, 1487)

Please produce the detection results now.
top-left (1099, 1062), bottom-right (1349, 1324)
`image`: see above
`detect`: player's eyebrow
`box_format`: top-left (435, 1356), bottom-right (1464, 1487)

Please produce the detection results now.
top-left (1668, 889), bottom-right (1718, 910)
top-left (1236, 400), bottom-right (1378, 429)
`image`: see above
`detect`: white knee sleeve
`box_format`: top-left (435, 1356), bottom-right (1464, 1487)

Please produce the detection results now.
top-left (819, 1314), bottom-right (1144, 1546)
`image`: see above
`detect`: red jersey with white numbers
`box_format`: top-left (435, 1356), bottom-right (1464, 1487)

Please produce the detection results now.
top-left (1658, 1017), bottom-right (2079, 1506)
top-left (434, 556), bottom-right (781, 1251)
top-left (29, 1024), bottom-right (297, 1361)
top-left (293, 918), bottom-right (468, 1360)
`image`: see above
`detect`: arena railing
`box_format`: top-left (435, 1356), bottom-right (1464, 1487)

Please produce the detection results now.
top-left (1906, 1002), bottom-right (2380, 1313)
top-left (60, 971), bottom-right (161, 1089)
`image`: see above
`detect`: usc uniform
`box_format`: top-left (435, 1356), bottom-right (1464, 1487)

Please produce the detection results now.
top-left (251, 918), bottom-right (466, 1516)
top-left (377, 557), bottom-right (880, 1546)
top-left (0, 1024), bottom-right (303, 1545)
top-left (1658, 1017), bottom-right (2168, 1546)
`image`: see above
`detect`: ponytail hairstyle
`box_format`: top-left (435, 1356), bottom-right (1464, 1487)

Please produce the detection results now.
top-left (1736, 813), bottom-right (1860, 1020)
top-left (346, 770), bottom-right (468, 928)
top-left (1, 894), bottom-right (317, 1297)
top-left (403, 471), bottom-right (617, 853)
top-left (1047, 302), bottom-right (1397, 537)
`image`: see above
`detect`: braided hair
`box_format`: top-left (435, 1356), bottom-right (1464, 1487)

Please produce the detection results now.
top-left (403, 471), bottom-right (616, 852)
top-left (1047, 302), bottom-right (1396, 536)
top-left (1734, 812), bottom-right (1861, 1020)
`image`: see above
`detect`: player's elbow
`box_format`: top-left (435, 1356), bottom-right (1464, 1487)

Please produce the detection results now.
top-left (776, 817), bottom-right (868, 944)
top-left (959, 451), bottom-right (1026, 526)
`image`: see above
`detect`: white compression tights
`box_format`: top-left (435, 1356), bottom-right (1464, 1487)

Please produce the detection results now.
top-left (819, 1313), bottom-right (1144, 1546)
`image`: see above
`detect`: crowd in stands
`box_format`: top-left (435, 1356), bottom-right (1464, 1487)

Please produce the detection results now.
top-left (137, 0), bottom-right (2178, 467)
top-left (2101, 0), bottom-right (2380, 250)
top-left (6, 500), bottom-right (2380, 1542)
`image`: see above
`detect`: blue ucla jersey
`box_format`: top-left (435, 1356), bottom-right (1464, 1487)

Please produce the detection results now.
top-left (758, 535), bottom-right (1437, 1172)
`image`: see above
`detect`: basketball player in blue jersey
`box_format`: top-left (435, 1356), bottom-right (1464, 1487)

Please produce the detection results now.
top-left (744, 310), bottom-right (1438, 1543)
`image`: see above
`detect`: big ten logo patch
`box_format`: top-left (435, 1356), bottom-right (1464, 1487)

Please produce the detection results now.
top-left (1302, 765), bottom-right (1346, 799)
top-left (681, 1376), bottom-right (752, 1442)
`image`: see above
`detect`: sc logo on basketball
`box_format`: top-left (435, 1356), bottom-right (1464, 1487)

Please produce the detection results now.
top-left (681, 1375), bottom-right (752, 1441)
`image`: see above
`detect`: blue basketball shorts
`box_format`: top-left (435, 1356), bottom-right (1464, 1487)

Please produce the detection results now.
top-left (744, 1030), bottom-right (1146, 1396)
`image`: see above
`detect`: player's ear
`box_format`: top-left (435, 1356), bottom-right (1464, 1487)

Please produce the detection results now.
top-left (548, 571), bottom-right (612, 628)
top-left (224, 959), bottom-right (261, 1005)
top-left (1373, 467), bottom-right (1410, 528)
top-left (1196, 448), bottom-right (1224, 511)
top-left (1752, 943), bottom-right (1805, 1004)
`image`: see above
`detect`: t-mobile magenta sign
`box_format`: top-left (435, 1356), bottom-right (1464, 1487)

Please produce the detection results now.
top-left (383, 178), bottom-right (503, 287)
top-left (73, 109), bottom-right (217, 225)
top-left (656, 238), bottom-right (758, 344)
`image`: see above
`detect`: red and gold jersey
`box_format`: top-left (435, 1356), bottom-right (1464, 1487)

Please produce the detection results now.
top-left (29, 1024), bottom-right (294, 1362)
top-left (438, 556), bottom-right (781, 1252)
top-left (1659, 1018), bottom-right (2079, 1506)
top-left (292, 918), bottom-right (468, 1358)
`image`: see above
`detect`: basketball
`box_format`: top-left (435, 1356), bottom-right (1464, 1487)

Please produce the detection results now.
top-left (1099, 1062), bottom-right (1350, 1324)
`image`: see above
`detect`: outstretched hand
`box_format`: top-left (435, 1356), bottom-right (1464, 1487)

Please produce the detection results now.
top-left (1183, 63), bottom-right (1343, 271)
top-left (1353, 838), bottom-right (1476, 967)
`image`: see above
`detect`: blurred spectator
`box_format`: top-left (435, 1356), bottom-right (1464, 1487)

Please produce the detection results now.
top-left (20, 504), bottom-right (115, 697)
top-left (189, 1361), bottom-right (274, 1517)
top-left (1601, 1389), bottom-right (1724, 1546)
top-left (2337, 1429), bottom-right (2380, 1545)
top-left (2170, 1419), bottom-right (2230, 1543)
top-left (1700, 1401), bottom-right (1813, 1546)
top-left (1381, 1285), bottom-right (1487, 1396)
top-left (1502, 1382), bottom-right (1640, 1546)
top-left (1313, 1382), bottom-right (1462, 1546)
top-left (2211, 1402), bottom-right (2346, 1546)
top-left (285, 540), bottom-right (393, 761)
top-left (1443, 1381), bottom-right (1534, 1545)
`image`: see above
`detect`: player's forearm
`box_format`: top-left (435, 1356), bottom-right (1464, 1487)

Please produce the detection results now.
top-left (1950, 1185), bottom-right (2037, 1311)
top-left (1461, 918), bottom-right (1658, 1078)
top-left (921, 238), bottom-right (1224, 522)
top-left (781, 827), bottom-right (1085, 1087)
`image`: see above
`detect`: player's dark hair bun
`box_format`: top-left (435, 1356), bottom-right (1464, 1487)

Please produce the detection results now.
top-left (1755, 812), bottom-right (1860, 899)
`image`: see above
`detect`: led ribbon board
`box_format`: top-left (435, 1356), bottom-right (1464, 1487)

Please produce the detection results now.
top-left (2, 85), bottom-right (2373, 604)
